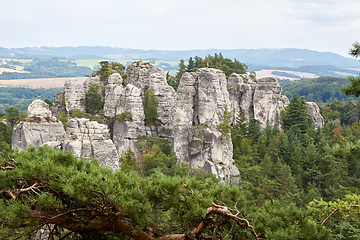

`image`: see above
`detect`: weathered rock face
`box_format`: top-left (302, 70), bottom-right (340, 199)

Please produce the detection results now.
top-left (307, 102), bottom-right (324, 129)
top-left (228, 73), bottom-right (289, 129)
top-left (50, 92), bottom-right (66, 117)
top-left (174, 68), bottom-right (239, 183)
top-left (12, 100), bottom-right (66, 151)
top-left (13, 63), bottom-right (324, 182)
top-left (126, 62), bottom-right (164, 92)
top-left (64, 79), bottom-right (86, 115)
top-left (112, 84), bottom-right (147, 155)
top-left (63, 118), bottom-right (119, 169)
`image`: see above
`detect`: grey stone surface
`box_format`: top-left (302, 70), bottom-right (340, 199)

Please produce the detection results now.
top-left (50, 91), bottom-right (66, 117)
top-left (228, 73), bottom-right (289, 129)
top-left (64, 79), bottom-right (86, 115)
top-left (173, 68), bottom-right (238, 183)
top-left (12, 100), bottom-right (66, 151)
top-left (307, 102), bottom-right (324, 129)
top-left (63, 118), bottom-right (119, 170)
top-left (112, 84), bottom-right (147, 155)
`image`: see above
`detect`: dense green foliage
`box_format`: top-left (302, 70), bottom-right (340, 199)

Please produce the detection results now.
top-left (166, 60), bottom-right (185, 91)
top-left (0, 87), bottom-right (63, 112)
top-left (204, 53), bottom-right (248, 77)
top-left (4, 95), bottom-right (360, 238)
top-left (349, 41), bottom-right (360, 59)
top-left (0, 58), bottom-right (91, 79)
top-left (0, 145), bottom-right (329, 240)
top-left (98, 61), bottom-right (113, 81)
top-left (85, 84), bottom-right (103, 114)
top-left (0, 122), bottom-right (12, 144)
top-left (98, 61), bottom-right (126, 81)
top-left (321, 99), bottom-right (360, 126)
top-left (142, 88), bottom-right (158, 125)
top-left (281, 76), bottom-right (360, 104)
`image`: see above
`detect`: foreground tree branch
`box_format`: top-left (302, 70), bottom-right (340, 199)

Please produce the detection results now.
top-left (27, 202), bottom-right (260, 240)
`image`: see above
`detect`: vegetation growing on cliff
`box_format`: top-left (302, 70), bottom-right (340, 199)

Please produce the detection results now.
top-left (85, 84), bottom-right (102, 114)
top-left (118, 110), bottom-right (132, 122)
top-left (98, 61), bottom-right (126, 81)
top-left (217, 106), bottom-right (232, 141)
top-left (142, 88), bottom-right (158, 126)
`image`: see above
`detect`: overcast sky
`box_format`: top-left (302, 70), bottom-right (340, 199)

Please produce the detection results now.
top-left (1, 0), bottom-right (360, 57)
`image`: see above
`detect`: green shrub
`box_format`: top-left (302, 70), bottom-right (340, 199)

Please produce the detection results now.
top-left (99, 61), bottom-right (113, 81)
top-left (136, 135), bottom-right (171, 155)
top-left (72, 109), bottom-right (84, 118)
top-left (118, 111), bottom-right (132, 122)
top-left (56, 112), bottom-right (69, 130)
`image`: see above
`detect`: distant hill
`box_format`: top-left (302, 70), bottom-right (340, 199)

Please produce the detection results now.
top-left (0, 46), bottom-right (358, 69)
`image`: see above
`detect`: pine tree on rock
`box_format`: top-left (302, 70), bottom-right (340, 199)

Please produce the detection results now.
top-left (185, 57), bottom-right (195, 72)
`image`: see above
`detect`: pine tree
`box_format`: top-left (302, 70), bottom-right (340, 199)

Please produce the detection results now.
top-left (282, 93), bottom-right (312, 134)
top-left (232, 108), bottom-right (249, 159)
top-left (85, 84), bottom-right (102, 114)
top-left (143, 88), bottom-right (159, 126)
top-left (185, 57), bottom-right (195, 72)
top-left (194, 56), bottom-right (204, 70)
top-left (174, 59), bottom-right (186, 84)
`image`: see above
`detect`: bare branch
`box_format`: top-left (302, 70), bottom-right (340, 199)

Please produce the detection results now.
top-left (17, 182), bottom-right (39, 199)
top-left (321, 208), bottom-right (339, 225)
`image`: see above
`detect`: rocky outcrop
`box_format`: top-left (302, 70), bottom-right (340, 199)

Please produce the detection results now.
top-left (64, 79), bottom-right (86, 115)
top-left (63, 118), bottom-right (119, 169)
top-left (228, 73), bottom-right (289, 129)
top-left (50, 92), bottom-right (66, 117)
top-left (12, 100), bottom-right (66, 151)
top-left (12, 63), bottom-right (324, 182)
top-left (174, 68), bottom-right (239, 182)
top-left (112, 84), bottom-right (147, 155)
top-left (307, 102), bottom-right (324, 129)
top-left (126, 62), bottom-right (164, 92)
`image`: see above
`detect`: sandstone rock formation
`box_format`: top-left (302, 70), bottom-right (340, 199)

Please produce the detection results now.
top-left (12, 62), bottom-right (324, 182)
top-left (307, 102), bottom-right (324, 129)
top-left (12, 99), bottom-right (66, 151)
top-left (63, 118), bottom-right (119, 169)
top-left (64, 79), bottom-right (86, 115)
top-left (174, 68), bottom-right (238, 182)
top-left (228, 73), bottom-right (290, 129)
top-left (50, 92), bottom-right (66, 117)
